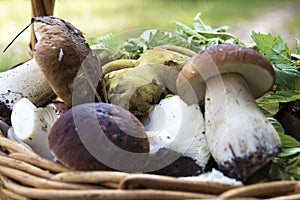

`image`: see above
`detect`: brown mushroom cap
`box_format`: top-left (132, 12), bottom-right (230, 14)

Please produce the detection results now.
top-left (33, 16), bottom-right (95, 107)
top-left (48, 103), bottom-right (149, 171)
top-left (176, 44), bottom-right (275, 105)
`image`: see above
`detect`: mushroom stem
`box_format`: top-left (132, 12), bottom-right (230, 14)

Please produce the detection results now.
top-left (205, 73), bottom-right (281, 181)
top-left (0, 59), bottom-right (55, 123)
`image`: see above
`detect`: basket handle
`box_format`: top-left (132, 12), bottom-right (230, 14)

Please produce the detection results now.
top-left (29, 0), bottom-right (56, 56)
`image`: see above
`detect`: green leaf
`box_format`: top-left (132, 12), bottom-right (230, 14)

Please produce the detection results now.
top-left (269, 163), bottom-right (285, 180)
top-left (267, 117), bottom-right (300, 149)
top-left (257, 91), bottom-right (300, 115)
top-left (279, 148), bottom-right (300, 157)
top-left (251, 32), bottom-right (291, 63)
top-left (214, 25), bottom-right (229, 32)
top-left (270, 153), bottom-right (300, 180)
top-left (278, 130), bottom-right (300, 150)
top-left (268, 117), bottom-right (300, 181)
top-left (199, 31), bottom-right (237, 41)
top-left (251, 32), bottom-right (300, 97)
top-left (174, 13), bottom-right (240, 50)
top-left (267, 117), bottom-right (284, 135)
top-left (273, 63), bottom-right (300, 91)
top-left (193, 13), bottom-right (211, 31)
top-left (145, 30), bottom-right (188, 49)
top-left (173, 20), bottom-right (206, 41)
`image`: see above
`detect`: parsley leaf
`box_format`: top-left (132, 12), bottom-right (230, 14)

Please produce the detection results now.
top-left (253, 32), bottom-right (300, 116)
top-left (252, 32), bottom-right (300, 90)
top-left (174, 13), bottom-right (241, 52)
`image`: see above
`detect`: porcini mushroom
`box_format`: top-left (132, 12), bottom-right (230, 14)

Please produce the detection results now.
top-left (176, 44), bottom-right (282, 180)
top-left (8, 98), bottom-right (68, 159)
top-left (33, 16), bottom-right (101, 107)
top-left (103, 45), bottom-right (195, 115)
top-left (1, 15), bottom-right (92, 123)
top-left (140, 95), bottom-right (210, 169)
top-left (48, 103), bottom-right (149, 171)
top-left (9, 98), bottom-right (64, 159)
top-left (0, 59), bottom-right (54, 124)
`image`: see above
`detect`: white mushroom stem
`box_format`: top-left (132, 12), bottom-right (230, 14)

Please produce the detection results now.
top-left (10, 98), bottom-right (58, 160)
top-left (205, 73), bottom-right (281, 180)
top-left (0, 59), bottom-right (54, 121)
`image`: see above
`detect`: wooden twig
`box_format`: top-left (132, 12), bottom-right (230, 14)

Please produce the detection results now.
top-left (0, 174), bottom-right (216, 199)
top-left (9, 152), bottom-right (69, 173)
top-left (0, 135), bottom-right (35, 155)
top-left (0, 165), bottom-right (100, 190)
top-left (267, 193), bottom-right (300, 200)
top-left (119, 173), bottom-right (239, 195)
top-left (0, 187), bottom-right (29, 200)
top-left (0, 154), bottom-right (52, 179)
top-left (220, 181), bottom-right (299, 198)
top-left (51, 171), bottom-right (128, 188)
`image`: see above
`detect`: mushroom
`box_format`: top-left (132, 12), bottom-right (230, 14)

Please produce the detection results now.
top-left (176, 44), bottom-right (282, 180)
top-left (9, 98), bottom-right (67, 159)
top-left (48, 102), bottom-right (208, 175)
top-left (103, 45), bottom-right (195, 115)
top-left (1, 15), bottom-right (95, 123)
top-left (140, 95), bottom-right (210, 170)
top-left (0, 59), bottom-right (55, 124)
top-left (33, 16), bottom-right (102, 107)
top-left (48, 103), bottom-right (150, 171)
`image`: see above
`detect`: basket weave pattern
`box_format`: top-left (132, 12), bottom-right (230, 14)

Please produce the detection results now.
top-left (0, 133), bottom-right (300, 200)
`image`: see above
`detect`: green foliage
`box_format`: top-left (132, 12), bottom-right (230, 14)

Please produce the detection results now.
top-left (173, 13), bottom-right (242, 52)
top-left (266, 118), bottom-right (300, 181)
top-left (253, 33), bottom-right (300, 115)
top-left (251, 32), bottom-right (300, 181)
top-left (91, 29), bottom-right (191, 61)
top-left (252, 32), bottom-right (300, 90)
top-left (91, 13), bottom-right (242, 61)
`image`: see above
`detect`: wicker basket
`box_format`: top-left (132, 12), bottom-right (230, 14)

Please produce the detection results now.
top-left (1, 133), bottom-right (300, 200)
top-left (1, 1), bottom-right (300, 199)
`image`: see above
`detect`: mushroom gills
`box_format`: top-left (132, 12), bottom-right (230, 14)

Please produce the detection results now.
top-left (205, 73), bottom-right (282, 181)
top-left (141, 95), bottom-right (210, 169)
top-left (10, 98), bottom-right (59, 160)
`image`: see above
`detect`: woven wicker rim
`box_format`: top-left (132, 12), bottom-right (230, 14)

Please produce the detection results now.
top-left (1, 133), bottom-right (300, 200)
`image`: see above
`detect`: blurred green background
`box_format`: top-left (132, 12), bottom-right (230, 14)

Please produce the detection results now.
top-left (0, 0), bottom-right (299, 72)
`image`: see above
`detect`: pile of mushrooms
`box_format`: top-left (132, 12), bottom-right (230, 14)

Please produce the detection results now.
top-left (0, 16), bottom-right (207, 177)
top-left (1, 16), bottom-right (101, 161)
top-left (0, 15), bottom-right (282, 182)
top-left (0, 16), bottom-right (97, 122)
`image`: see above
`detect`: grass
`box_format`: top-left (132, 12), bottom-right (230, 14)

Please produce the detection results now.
top-left (0, 0), bottom-right (297, 72)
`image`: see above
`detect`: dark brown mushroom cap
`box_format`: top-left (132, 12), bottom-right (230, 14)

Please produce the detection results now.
top-left (176, 44), bottom-right (275, 105)
top-left (48, 103), bottom-right (149, 171)
top-left (33, 16), bottom-right (95, 107)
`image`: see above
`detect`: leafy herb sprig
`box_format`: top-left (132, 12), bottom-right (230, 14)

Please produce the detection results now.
top-left (90, 13), bottom-right (242, 61)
